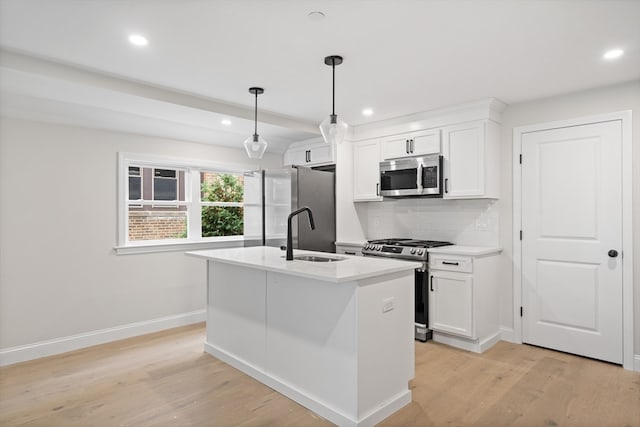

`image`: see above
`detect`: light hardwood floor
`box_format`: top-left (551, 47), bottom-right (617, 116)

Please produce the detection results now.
top-left (1, 323), bottom-right (638, 426)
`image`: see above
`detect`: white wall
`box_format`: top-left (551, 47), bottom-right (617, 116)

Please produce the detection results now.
top-left (498, 80), bottom-right (640, 353)
top-left (0, 118), bottom-right (282, 361)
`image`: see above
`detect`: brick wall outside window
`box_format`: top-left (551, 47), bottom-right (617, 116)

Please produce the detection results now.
top-left (128, 211), bottom-right (187, 240)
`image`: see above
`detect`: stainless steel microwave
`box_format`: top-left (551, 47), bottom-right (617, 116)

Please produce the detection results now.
top-left (379, 154), bottom-right (443, 197)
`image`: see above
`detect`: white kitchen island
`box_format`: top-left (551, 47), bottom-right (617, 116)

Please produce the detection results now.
top-left (186, 246), bottom-right (420, 427)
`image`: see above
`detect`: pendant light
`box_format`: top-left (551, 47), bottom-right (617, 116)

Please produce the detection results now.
top-left (244, 87), bottom-right (268, 159)
top-left (319, 55), bottom-right (348, 145)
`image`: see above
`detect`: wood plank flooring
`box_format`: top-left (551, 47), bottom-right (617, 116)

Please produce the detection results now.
top-left (1, 323), bottom-right (638, 426)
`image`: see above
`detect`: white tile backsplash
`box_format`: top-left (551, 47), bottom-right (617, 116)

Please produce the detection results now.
top-left (366, 198), bottom-right (500, 246)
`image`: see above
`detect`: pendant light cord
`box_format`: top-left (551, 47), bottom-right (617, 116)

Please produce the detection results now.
top-left (331, 58), bottom-right (336, 116)
top-left (254, 91), bottom-right (258, 136)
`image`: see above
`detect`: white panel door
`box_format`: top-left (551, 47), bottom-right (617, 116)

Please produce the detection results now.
top-left (521, 120), bottom-right (623, 364)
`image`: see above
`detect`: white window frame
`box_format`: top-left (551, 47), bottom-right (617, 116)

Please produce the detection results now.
top-left (116, 152), bottom-right (256, 255)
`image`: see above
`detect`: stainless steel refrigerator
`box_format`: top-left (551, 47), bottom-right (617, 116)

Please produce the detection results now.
top-left (244, 166), bottom-right (336, 253)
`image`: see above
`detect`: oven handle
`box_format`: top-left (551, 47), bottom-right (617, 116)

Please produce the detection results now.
top-left (430, 275), bottom-right (434, 292)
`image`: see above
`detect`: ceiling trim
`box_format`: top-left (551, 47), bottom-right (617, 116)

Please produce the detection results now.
top-left (0, 48), bottom-right (320, 135)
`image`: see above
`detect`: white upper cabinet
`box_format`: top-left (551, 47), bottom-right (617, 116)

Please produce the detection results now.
top-left (284, 141), bottom-right (335, 167)
top-left (442, 120), bottom-right (500, 199)
top-left (382, 129), bottom-right (440, 160)
top-left (353, 140), bottom-right (382, 202)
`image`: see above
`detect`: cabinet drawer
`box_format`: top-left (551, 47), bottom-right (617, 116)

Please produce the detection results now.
top-left (336, 245), bottom-right (363, 256)
top-left (430, 255), bottom-right (473, 273)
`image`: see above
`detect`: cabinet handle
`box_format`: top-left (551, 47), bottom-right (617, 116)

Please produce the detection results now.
top-left (430, 275), bottom-right (434, 292)
top-left (344, 251), bottom-right (356, 255)
top-left (410, 139), bottom-right (414, 153)
top-left (406, 139), bottom-right (410, 154)
top-left (376, 183), bottom-right (380, 196)
top-left (444, 178), bottom-right (449, 194)
top-left (442, 261), bottom-right (459, 266)
top-left (305, 150), bottom-right (311, 163)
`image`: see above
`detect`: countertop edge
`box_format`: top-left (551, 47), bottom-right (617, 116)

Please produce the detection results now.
top-left (186, 249), bottom-right (420, 283)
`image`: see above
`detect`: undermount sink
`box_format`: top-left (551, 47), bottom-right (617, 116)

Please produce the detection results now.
top-left (293, 255), bottom-right (346, 262)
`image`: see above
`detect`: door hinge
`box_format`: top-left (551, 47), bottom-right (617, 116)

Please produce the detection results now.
top-left (519, 230), bottom-right (523, 240)
top-left (519, 154), bottom-right (522, 164)
top-left (520, 306), bottom-right (523, 317)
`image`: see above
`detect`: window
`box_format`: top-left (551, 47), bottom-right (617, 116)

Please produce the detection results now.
top-left (117, 153), bottom-right (251, 253)
top-left (200, 172), bottom-right (244, 237)
top-left (128, 166), bottom-right (142, 201)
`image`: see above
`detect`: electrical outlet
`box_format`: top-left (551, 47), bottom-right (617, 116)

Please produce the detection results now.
top-left (382, 297), bottom-right (395, 313)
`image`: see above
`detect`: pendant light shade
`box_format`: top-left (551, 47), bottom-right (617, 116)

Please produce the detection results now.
top-left (244, 87), bottom-right (268, 159)
top-left (319, 55), bottom-right (348, 145)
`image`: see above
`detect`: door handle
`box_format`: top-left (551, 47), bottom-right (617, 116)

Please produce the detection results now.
top-left (608, 249), bottom-right (619, 258)
top-left (430, 275), bottom-right (434, 292)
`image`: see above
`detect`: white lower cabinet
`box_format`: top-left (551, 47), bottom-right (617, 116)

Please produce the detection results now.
top-left (428, 249), bottom-right (501, 353)
top-left (429, 271), bottom-right (473, 338)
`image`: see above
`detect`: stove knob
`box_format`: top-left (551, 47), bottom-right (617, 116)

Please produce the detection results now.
top-left (365, 244), bottom-right (370, 250)
top-left (410, 249), bottom-right (416, 254)
top-left (376, 245), bottom-right (382, 251)
top-left (417, 249), bottom-right (424, 255)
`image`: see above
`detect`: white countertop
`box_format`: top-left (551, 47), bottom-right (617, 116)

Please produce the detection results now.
top-left (186, 246), bottom-right (421, 283)
top-left (427, 245), bottom-right (502, 256)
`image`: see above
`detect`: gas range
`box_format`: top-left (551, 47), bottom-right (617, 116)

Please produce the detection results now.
top-left (361, 238), bottom-right (453, 262)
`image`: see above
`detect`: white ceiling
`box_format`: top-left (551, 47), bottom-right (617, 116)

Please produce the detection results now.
top-left (0, 0), bottom-right (639, 153)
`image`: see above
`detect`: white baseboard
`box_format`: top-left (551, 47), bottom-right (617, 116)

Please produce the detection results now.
top-left (499, 326), bottom-right (516, 343)
top-left (0, 309), bottom-right (206, 367)
top-left (634, 354), bottom-right (640, 372)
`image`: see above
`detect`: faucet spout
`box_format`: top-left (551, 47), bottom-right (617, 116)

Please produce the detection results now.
top-left (286, 206), bottom-right (315, 261)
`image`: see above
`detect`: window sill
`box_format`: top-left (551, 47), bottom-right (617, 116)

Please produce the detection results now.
top-left (114, 236), bottom-right (245, 255)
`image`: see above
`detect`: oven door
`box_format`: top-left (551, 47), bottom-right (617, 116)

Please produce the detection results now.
top-left (414, 267), bottom-right (432, 342)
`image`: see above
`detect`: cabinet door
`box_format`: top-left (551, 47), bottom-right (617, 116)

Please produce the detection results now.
top-left (411, 129), bottom-right (440, 156)
top-left (308, 144), bottom-right (333, 165)
top-left (382, 129), bottom-right (440, 160)
top-left (353, 140), bottom-right (382, 201)
top-left (382, 135), bottom-right (412, 159)
top-left (442, 121), bottom-right (485, 198)
top-left (283, 147), bottom-right (308, 166)
top-left (284, 144), bottom-right (334, 166)
top-left (429, 270), bottom-right (473, 338)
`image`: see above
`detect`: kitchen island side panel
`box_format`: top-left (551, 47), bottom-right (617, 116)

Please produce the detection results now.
top-left (265, 272), bottom-right (358, 417)
top-left (207, 261), bottom-right (267, 370)
top-left (356, 271), bottom-right (415, 419)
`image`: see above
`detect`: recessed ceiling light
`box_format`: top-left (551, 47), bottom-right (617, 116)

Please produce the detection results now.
top-left (362, 108), bottom-right (374, 116)
top-left (128, 34), bottom-right (148, 47)
top-left (603, 49), bottom-right (624, 60)
top-left (307, 11), bottom-right (325, 21)
top-left (221, 119), bottom-right (232, 126)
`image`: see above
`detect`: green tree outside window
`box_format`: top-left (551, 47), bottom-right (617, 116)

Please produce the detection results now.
top-left (201, 174), bottom-right (244, 237)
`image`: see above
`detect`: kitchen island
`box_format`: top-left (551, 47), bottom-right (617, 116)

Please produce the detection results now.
top-left (186, 246), bottom-right (420, 427)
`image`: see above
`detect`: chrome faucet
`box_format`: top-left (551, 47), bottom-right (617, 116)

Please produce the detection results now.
top-left (286, 207), bottom-right (315, 261)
